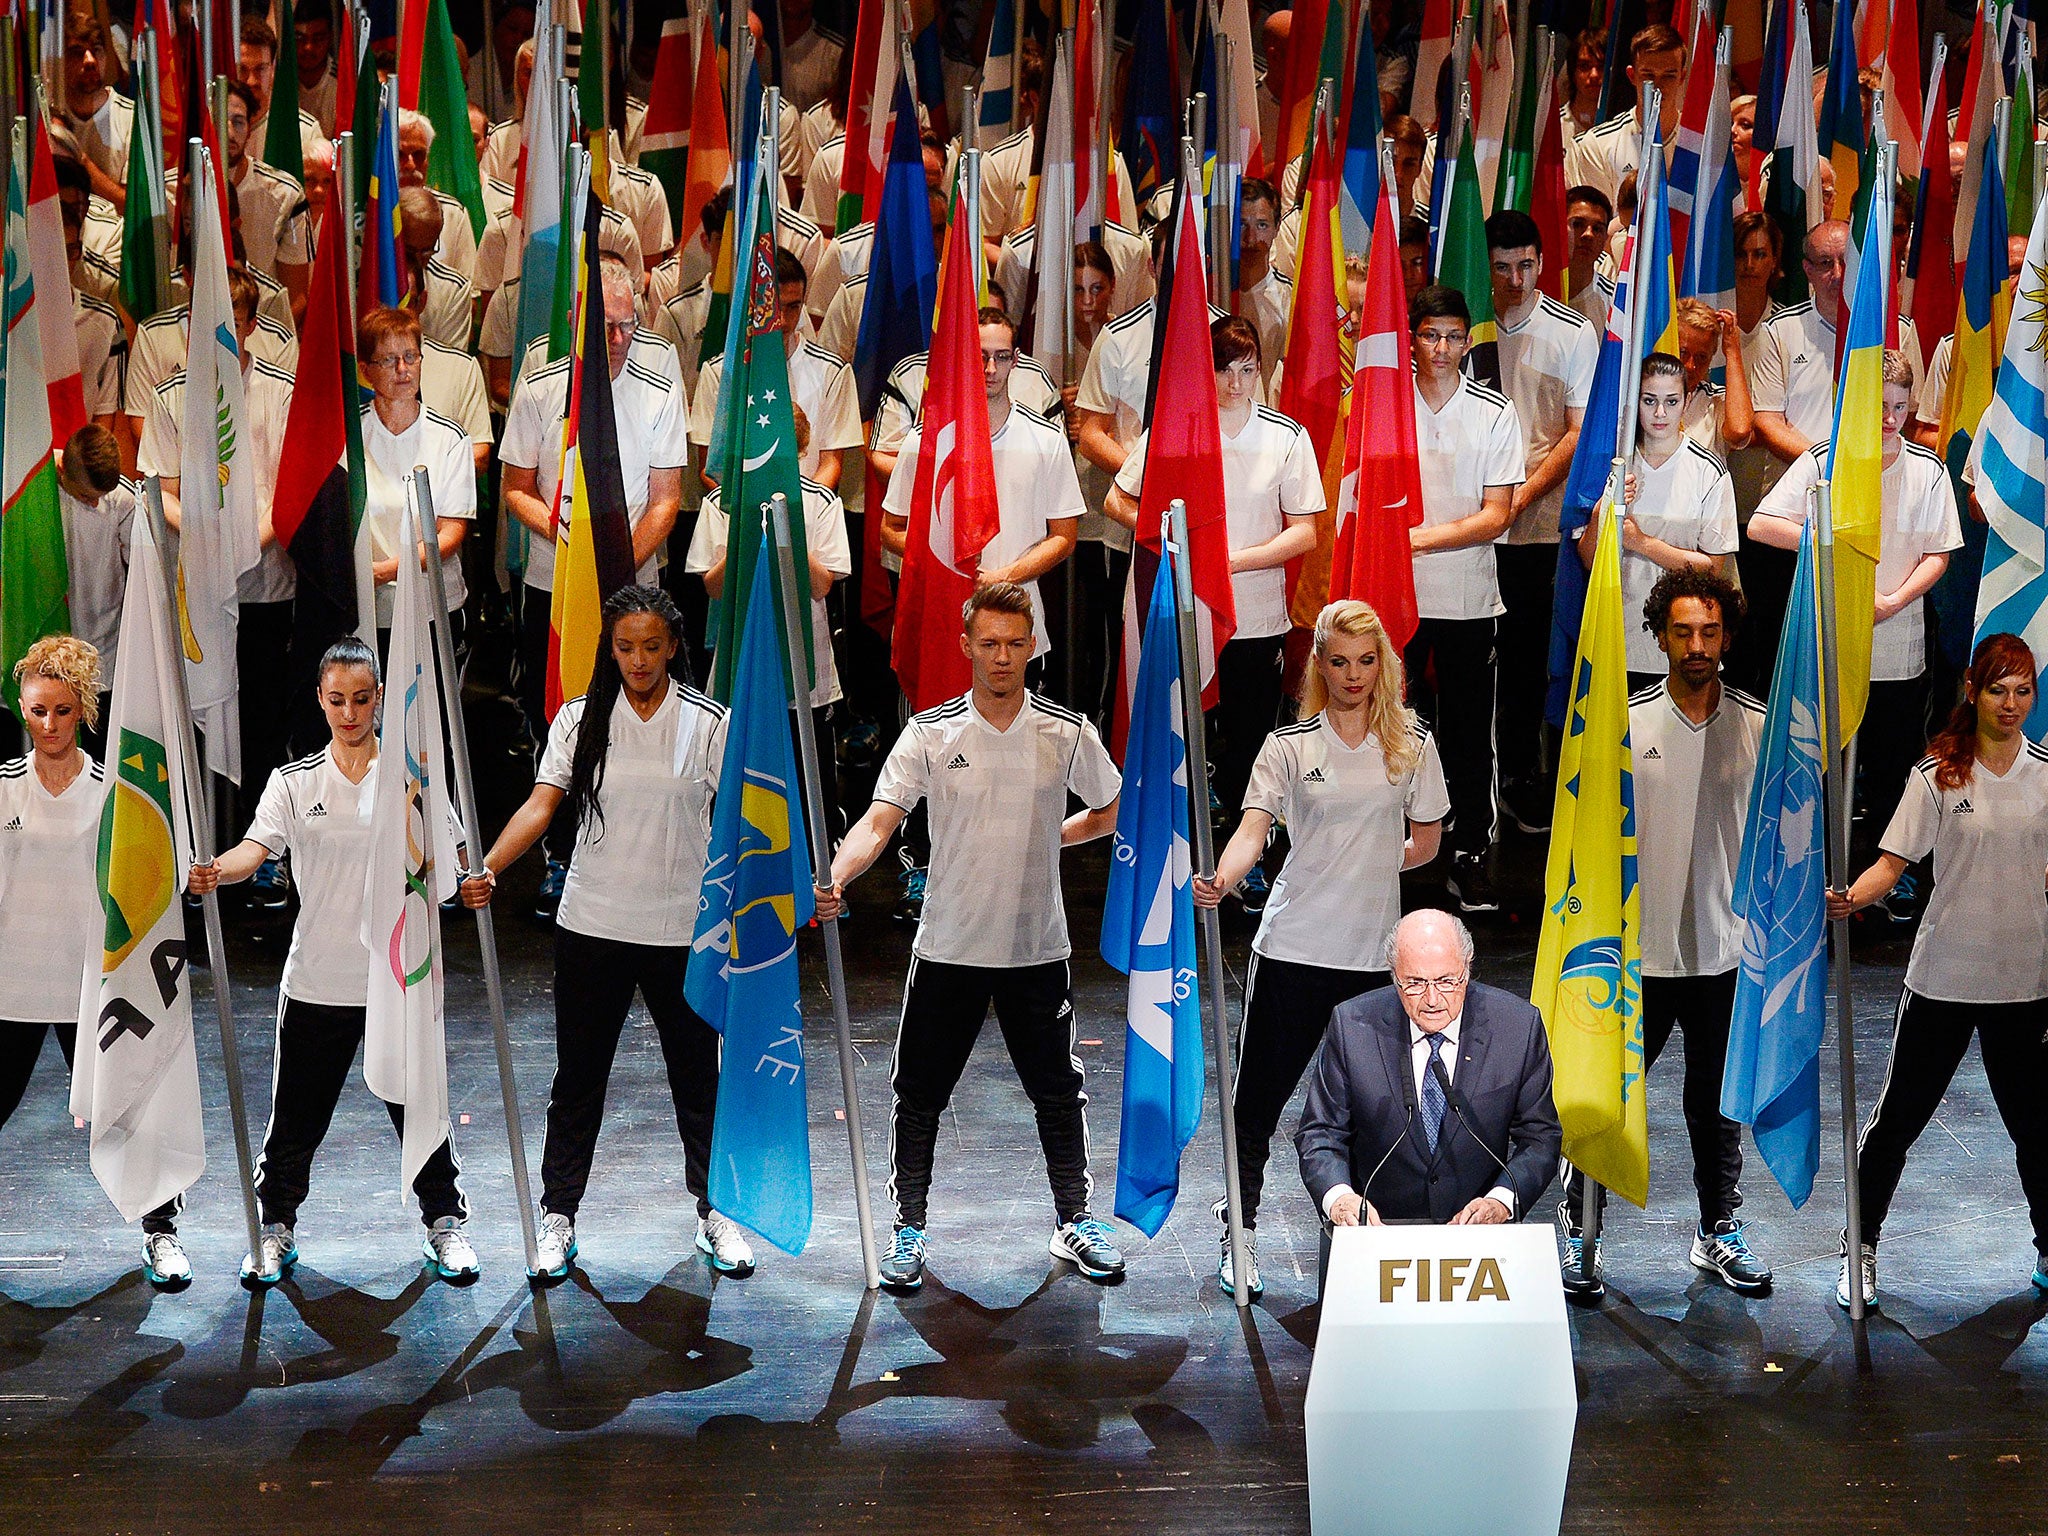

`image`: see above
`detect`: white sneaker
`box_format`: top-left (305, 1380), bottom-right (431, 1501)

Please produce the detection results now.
top-left (1837, 1240), bottom-right (1879, 1311)
top-left (423, 1217), bottom-right (480, 1281)
top-left (696, 1211), bottom-right (756, 1274)
top-left (240, 1223), bottom-right (298, 1284)
top-left (1218, 1231), bottom-right (1264, 1298)
top-left (142, 1231), bottom-right (191, 1287)
top-left (530, 1211), bottom-right (575, 1281)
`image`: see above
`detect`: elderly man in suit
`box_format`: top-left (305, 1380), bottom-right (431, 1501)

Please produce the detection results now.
top-left (1297, 909), bottom-right (1561, 1233)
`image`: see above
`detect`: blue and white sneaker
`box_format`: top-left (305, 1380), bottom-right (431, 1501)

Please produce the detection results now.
top-left (2033, 1255), bottom-right (2048, 1293)
top-left (1218, 1230), bottom-right (1263, 1298)
top-left (249, 856), bottom-right (290, 908)
top-left (879, 1225), bottom-right (928, 1291)
top-left (534, 859), bottom-right (568, 922)
top-left (142, 1231), bottom-right (192, 1289)
top-left (893, 863), bottom-right (927, 926)
top-left (1690, 1218), bottom-right (1772, 1293)
top-left (1556, 1202), bottom-right (1603, 1299)
top-left (423, 1217), bottom-right (480, 1281)
top-left (1237, 864), bottom-right (1270, 915)
top-left (1050, 1215), bottom-right (1126, 1281)
top-left (530, 1210), bottom-right (576, 1282)
top-left (240, 1222), bottom-right (298, 1285)
top-left (1881, 870), bottom-right (1923, 924)
top-left (696, 1211), bottom-right (756, 1274)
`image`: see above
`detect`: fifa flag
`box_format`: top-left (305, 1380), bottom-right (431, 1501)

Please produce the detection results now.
top-left (686, 548), bottom-right (816, 1256)
top-left (1101, 546), bottom-right (1202, 1237)
top-left (1531, 503), bottom-right (1647, 1208)
top-left (361, 495), bottom-right (459, 1201)
top-left (1825, 169), bottom-right (1891, 749)
top-left (70, 514), bottom-right (205, 1221)
top-left (1721, 520), bottom-right (1830, 1204)
top-left (1973, 192), bottom-right (2048, 728)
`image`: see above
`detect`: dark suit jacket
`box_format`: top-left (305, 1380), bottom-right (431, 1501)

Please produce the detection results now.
top-left (1295, 982), bottom-right (1562, 1223)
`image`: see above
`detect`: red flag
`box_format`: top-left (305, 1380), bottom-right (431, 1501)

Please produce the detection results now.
top-left (1274, 0), bottom-right (1331, 173)
top-left (1531, 51), bottom-right (1570, 301)
top-left (397, 0), bottom-right (429, 110)
top-left (1881, 0), bottom-right (1925, 183)
top-left (337, 0), bottom-right (360, 128)
top-left (1328, 180), bottom-right (1422, 653)
top-left (1115, 175), bottom-right (1235, 752)
top-left (1907, 58), bottom-right (1958, 355)
top-left (1276, 123), bottom-right (1344, 623)
top-left (891, 210), bottom-right (1003, 711)
top-left (678, 4), bottom-right (730, 253)
top-left (26, 106), bottom-right (85, 449)
top-left (1667, 1), bottom-right (1719, 265)
top-left (132, 0), bottom-right (184, 163)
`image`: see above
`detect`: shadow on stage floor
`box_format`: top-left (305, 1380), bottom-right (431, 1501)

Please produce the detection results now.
top-left (3, 824), bottom-right (2046, 1533)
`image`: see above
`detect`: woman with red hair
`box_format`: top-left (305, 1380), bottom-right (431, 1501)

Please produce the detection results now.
top-left (1827, 633), bottom-right (2048, 1311)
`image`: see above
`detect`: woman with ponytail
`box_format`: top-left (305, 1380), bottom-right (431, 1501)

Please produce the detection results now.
top-left (460, 586), bottom-right (755, 1282)
top-left (1191, 600), bottom-right (1449, 1297)
top-left (191, 637), bottom-right (478, 1285)
top-left (1826, 633), bottom-right (2048, 1311)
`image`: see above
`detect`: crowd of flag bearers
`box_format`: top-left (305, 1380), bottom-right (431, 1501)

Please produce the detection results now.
top-left (0, 0), bottom-right (2046, 1325)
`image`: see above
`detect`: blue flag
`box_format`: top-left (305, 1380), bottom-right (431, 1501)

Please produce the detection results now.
top-left (1122, 0), bottom-right (1175, 205)
top-left (685, 546), bottom-right (818, 1254)
top-left (853, 70), bottom-right (938, 421)
top-left (1338, 8), bottom-right (1384, 255)
top-left (365, 86), bottom-right (404, 309)
top-left (1100, 546), bottom-right (1203, 1237)
top-left (1721, 520), bottom-right (1830, 1206)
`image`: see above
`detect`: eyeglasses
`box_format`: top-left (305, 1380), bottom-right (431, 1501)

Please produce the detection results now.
top-left (365, 351), bottom-right (421, 370)
top-left (604, 318), bottom-right (639, 339)
top-left (1415, 328), bottom-right (1469, 349)
top-left (1396, 973), bottom-right (1469, 998)
top-left (982, 349), bottom-right (1016, 366)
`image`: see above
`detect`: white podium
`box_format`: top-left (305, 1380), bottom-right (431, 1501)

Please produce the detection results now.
top-left (1304, 1224), bottom-right (1577, 1536)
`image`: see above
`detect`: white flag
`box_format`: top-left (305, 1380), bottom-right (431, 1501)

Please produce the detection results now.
top-left (1026, 33), bottom-right (1078, 388)
top-left (70, 513), bottom-right (206, 1222)
top-left (361, 491), bottom-right (459, 1201)
top-left (177, 147), bottom-right (262, 783)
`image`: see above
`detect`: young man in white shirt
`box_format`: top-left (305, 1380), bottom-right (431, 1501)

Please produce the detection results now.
top-left (501, 256), bottom-right (689, 916)
top-left (1563, 186), bottom-right (1617, 329)
top-left (1486, 208), bottom-right (1600, 836)
top-left (223, 79), bottom-right (311, 320)
top-left (1751, 348), bottom-right (1962, 912)
top-left (1235, 179), bottom-right (1292, 389)
top-left (1406, 285), bottom-right (1526, 912)
top-left (1564, 23), bottom-right (1688, 207)
top-left (816, 584), bottom-right (1123, 1292)
top-left (1558, 570), bottom-right (1773, 1299)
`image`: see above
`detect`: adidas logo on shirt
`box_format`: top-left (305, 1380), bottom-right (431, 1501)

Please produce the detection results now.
top-left (0, 816), bottom-right (19, 831)
top-left (1792, 352), bottom-right (1810, 364)
top-left (1302, 766), bottom-right (1327, 783)
top-left (945, 753), bottom-right (971, 771)
top-left (1953, 798), bottom-right (1974, 814)
top-left (1642, 746), bottom-right (1660, 760)
top-left (307, 802), bottom-right (328, 818)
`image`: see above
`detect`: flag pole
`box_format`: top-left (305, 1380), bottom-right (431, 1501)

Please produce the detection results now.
top-left (766, 494), bottom-right (882, 1290)
top-left (408, 468), bottom-right (543, 1280)
top-left (1811, 475), bottom-right (1869, 1340)
top-left (1168, 498), bottom-right (1252, 1310)
top-left (142, 477), bottom-right (269, 1283)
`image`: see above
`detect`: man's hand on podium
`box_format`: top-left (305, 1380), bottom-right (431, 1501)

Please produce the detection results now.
top-left (1448, 1197), bottom-right (1512, 1226)
top-left (1328, 1192), bottom-right (1385, 1227)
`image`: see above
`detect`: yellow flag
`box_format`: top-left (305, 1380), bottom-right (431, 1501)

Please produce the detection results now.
top-left (1531, 499), bottom-right (1648, 1207)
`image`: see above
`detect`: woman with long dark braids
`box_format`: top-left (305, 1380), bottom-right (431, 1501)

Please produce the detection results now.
top-left (1826, 633), bottom-right (2048, 1311)
top-left (460, 586), bottom-right (753, 1281)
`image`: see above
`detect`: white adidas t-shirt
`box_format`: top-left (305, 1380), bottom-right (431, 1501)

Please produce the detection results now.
top-left (362, 405), bottom-right (478, 625)
top-left (1412, 376), bottom-right (1526, 621)
top-left (873, 692), bottom-right (1121, 968)
top-left (0, 755), bottom-right (106, 1022)
top-left (1621, 441), bottom-right (1739, 673)
top-left (1498, 294), bottom-right (1600, 545)
top-left (1241, 716), bottom-right (1450, 966)
top-left (1882, 742), bottom-right (2048, 1003)
top-left (1628, 682), bottom-right (1765, 978)
top-left (535, 682), bottom-right (728, 947)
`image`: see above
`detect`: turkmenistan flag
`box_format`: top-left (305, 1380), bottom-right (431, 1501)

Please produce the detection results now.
top-left (1, 146), bottom-right (68, 713)
top-left (420, 0), bottom-right (486, 239)
top-left (708, 148), bottom-right (810, 704)
top-left (118, 46), bottom-right (169, 326)
top-left (1439, 115), bottom-right (1499, 390)
top-left (264, 0), bottom-right (306, 182)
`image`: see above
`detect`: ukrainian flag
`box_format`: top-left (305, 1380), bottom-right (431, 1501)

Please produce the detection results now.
top-left (1638, 115), bottom-right (1679, 358)
top-left (1826, 165), bottom-right (1892, 749)
top-left (1532, 494), bottom-right (1647, 1208)
top-left (1940, 135), bottom-right (2013, 481)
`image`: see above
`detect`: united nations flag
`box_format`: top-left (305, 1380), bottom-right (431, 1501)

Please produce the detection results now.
top-left (686, 544), bottom-right (817, 1255)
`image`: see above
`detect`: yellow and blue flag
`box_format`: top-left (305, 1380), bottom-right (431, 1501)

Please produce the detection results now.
top-left (1826, 164), bottom-right (1891, 749)
top-left (1722, 518), bottom-right (1831, 1204)
top-left (362, 82), bottom-right (403, 310)
top-left (1532, 499), bottom-right (1647, 1207)
top-left (1637, 115), bottom-right (1679, 358)
top-left (685, 544), bottom-right (818, 1256)
top-left (1101, 544), bottom-right (1203, 1237)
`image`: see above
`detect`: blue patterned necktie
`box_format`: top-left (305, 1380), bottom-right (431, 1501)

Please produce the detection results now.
top-left (1421, 1032), bottom-right (1449, 1154)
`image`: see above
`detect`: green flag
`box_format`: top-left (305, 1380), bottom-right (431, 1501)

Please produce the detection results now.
top-left (420, 0), bottom-right (487, 238)
top-left (264, 0), bottom-right (305, 183)
top-left (3, 150), bottom-right (71, 712)
top-left (1495, 24), bottom-right (1548, 213)
top-left (118, 58), bottom-right (168, 325)
top-left (1439, 117), bottom-right (1500, 389)
top-left (709, 159), bottom-right (811, 703)
top-left (2009, 48), bottom-right (2038, 236)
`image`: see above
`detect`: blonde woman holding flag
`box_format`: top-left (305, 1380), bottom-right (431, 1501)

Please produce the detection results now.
top-left (1193, 600), bottom-right (1448, 1297)
top-left (189, 631), bottom-right (478, 1285)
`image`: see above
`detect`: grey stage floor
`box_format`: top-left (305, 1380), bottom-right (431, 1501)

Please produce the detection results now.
top-left (1, 795), bottom-right (2045, 1533)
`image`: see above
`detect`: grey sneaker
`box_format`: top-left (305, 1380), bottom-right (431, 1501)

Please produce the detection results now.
top-left (143, 1231), bottom-right (192, 1288)
top-left (423, 1217), bottom-right (480, 1281)
top-left (1690, 1218), bottom-right (1772, 1294)
top-left (879, 1225), bottom-right (928, 1291)
top-left (1050, 1215), bottom-right (1126, 1281)
top-left (695, 1211), bottom-right (757, 1274)
top-left (1556, 1202), bottom-right (1604, 1299)
top-left (1218, 1230), bottom-right (1263, 1298)
top-left (240, 1222), bottom-right (298, 1284)
top-left (530, 1210), bottom-right (576, 1282)
top-left (1837, 1238), bottom-right (1878, 1311)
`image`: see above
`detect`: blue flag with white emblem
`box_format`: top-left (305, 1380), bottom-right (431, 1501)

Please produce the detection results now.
top-left (1100, 544), bottom-right (1203, 1237)
top-left (685, 546), bottom-right (817, 1254)
top-left (1721, 518), bottom-right (1830, 1206)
